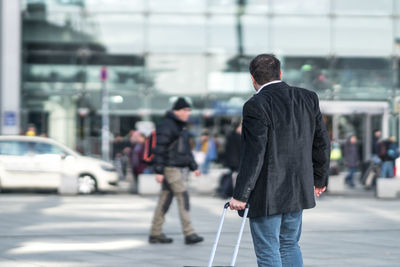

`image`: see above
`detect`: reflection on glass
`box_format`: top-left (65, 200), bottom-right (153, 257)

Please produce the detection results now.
top-left (0, 141), bottom-right (30, 156)
top-left (149, 0), bottom-right (207, 13)
top-left (283, 57), bottom-right (391, 100)
top-left (334, 0), bottom-right (392, 15)
top-left (271, 17), bottom-right (330, 55)
top-left (146, 55), bottom-right (206, 95)
top-left (208, 0), bottom-right (236, 14)
top-left (334, 18), bottom-right (392, 56)
top-left (85, 0), bottom-right (145, 12)
top-left (242, 16), bottom-right (269, 54)
top-left (89, 14), bottom-right (145, 54)
top-left (208, 16), bottom-right (237, 53)
top-left (148, 15), bottom-right (206, 53)
top-left (272, 0), bottom-right (330, 14)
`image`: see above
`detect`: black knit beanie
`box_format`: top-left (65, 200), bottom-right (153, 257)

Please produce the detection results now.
top-left (172, 97), bottom-right (191, 110)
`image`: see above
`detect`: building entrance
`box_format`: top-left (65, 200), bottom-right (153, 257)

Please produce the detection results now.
top-left (321, 101), bottom-right (389, 162)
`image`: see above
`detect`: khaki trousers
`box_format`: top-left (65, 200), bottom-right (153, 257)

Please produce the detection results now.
top-left (150, 167), bottom-right (195, 236)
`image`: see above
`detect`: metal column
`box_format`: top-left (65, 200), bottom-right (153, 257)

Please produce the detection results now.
top-left (0, 0), bottom-right (21, 135)
top-left (364, 114), bottom-right (372, 161)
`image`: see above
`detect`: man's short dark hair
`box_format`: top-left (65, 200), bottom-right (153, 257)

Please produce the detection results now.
top-left (249, 54), bottom-right (281, 85)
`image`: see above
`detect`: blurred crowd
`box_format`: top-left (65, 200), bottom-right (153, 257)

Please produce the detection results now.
top-left (110, 122), bottom-right (242, 196)
top-left (329, 129), bottom-right (399, 189)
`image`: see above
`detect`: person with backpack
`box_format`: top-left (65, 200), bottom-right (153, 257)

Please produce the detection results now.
top-left (129, 131), bottom-right (147, 194)
top-left (379, 136), bottom-right (399, 178)
top-left (149, 97), bottom-right (203, 245)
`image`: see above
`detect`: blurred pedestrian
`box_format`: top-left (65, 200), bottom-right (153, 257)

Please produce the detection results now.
top-left (26, 124), bottom-right (36, 136)
top-left (225, 122), bottom-right (242, 173)
top-left (229, 54), bottom-right (330, 267)
top-left (216, 122), bottom-right (242, 198)
top-left (371, 129), bottom-right (381, 164)
top-left (196, 130), bottom-right (217, 174)
top-left (112, 133), bottom-right (130, 181)
top-left (329, 139), bottom-right (342, 175)
top-left (378, 136), bottom-right (399, 178)
top-left (149, 97), bottom-right (203, 245)
top-left (130, 131), bottom-right (147, 194)
top-left (343, 135), bottom-right (359, 187)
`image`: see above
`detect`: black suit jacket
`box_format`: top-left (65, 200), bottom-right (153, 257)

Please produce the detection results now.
top-left (233, 82), bottom-right (330, 217)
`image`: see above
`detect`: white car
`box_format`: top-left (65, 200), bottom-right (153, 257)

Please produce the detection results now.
top-left (0, 136), bottom-right (118, 194)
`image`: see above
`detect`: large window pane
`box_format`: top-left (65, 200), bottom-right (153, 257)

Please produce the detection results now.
top-left (334, 18), bottom-right (392, 56)
top-left (243, 0), bottom-right (270, 15)
top-left (85, 0), bottom-right (145, 12)
top-left (332, 58), bottom-right (392, 100)
top-left (208, 16), bottom-right (237, 54)
top-left (394, 19), bottom-right (400, 55)
top-left (23, 0), bottom-right (146, 13)
top-left (242, 16), bottom-right (269, 54)
top-left (271, 17), bottom-right (330, 56)
top-left (22, 0), bottom-right (83, 14)
top-left (146, 55), bottom-right (207, 95)
top-left (207, 54), bottom-right (253, 95)
top-left (208, 0), bottom-right (236, 14)
top-left (89, 15), bottom-right (144, 54)
top-left (334, 0), bottom-right (393, 15)
top-left (208, 0), bottom-right (270, 15)
top-left (148, 15), bottom-right (206, 53)
top-left (272, 0), bottom-right (330, 14)
top-left (22, 12), bottom-right (91, 44)
top-left (149, 0), bottom-right (207, 13)
top-left (283, 57), bottom-right (330, 92)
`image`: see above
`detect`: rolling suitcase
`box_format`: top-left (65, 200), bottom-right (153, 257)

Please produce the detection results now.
top-left (184, 202), bottom-right (250, 267)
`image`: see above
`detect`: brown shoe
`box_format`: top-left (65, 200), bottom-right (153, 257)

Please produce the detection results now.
top-left (149, 233), bottom-right (173, 244)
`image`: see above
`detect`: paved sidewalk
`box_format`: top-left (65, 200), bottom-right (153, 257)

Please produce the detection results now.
top-left (121, 169), bottom-right (377, 198)
top-left (0, 192), bottom-right (399, 267)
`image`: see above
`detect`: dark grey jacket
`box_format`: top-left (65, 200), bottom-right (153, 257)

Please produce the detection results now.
top-left (233, 82), bottom-right (330, 217)
top-left (153, 111), bottom-right (198, 175)
top-left (343, 142), bottom-right (359, 168)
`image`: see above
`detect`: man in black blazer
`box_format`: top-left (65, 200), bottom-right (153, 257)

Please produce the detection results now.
top-left (229, 54), bottom-right (330, 267)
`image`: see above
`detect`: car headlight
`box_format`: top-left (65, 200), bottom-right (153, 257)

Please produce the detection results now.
top-left (101, 164), bottom-right (116, 172)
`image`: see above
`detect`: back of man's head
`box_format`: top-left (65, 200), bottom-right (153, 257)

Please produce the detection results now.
top-left (249, 54), bottom-right (281, 85)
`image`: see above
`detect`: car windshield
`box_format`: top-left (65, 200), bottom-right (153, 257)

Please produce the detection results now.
top-left (0, 141), bottom-right (30, 156)
top-left (32, 142), bottom-right (66, 155)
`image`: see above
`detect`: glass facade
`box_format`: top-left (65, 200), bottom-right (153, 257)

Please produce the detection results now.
top-left (20, 0), bottom-right (400, 155)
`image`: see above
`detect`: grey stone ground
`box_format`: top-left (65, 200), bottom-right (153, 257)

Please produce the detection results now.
top-left (0, 171), bottom-right (399, 267)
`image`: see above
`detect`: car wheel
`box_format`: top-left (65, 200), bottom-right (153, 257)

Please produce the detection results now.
top-left (77, 175), bottom-right (97, 194)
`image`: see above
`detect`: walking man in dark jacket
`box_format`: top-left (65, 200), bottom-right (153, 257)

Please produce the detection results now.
top-left (149, 97), bottom-right (204, 245)
top-left (229, 54), bottom-right (330, 267)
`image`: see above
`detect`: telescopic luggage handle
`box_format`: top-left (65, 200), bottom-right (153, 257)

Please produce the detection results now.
top-left (207, 202), bottom-right (250, 267)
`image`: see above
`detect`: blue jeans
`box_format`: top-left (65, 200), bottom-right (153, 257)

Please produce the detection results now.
top-left (381, 161), bottom-right (394, 178)
top-left (345, 167), bottom-right (358, 186)
top-left (201, 158), bottom-right (211, 174)
top-left (250, 210), bottom-right (303, 267)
